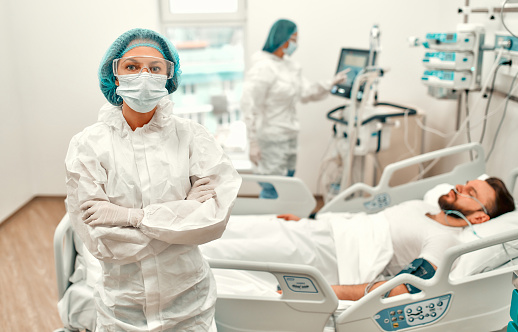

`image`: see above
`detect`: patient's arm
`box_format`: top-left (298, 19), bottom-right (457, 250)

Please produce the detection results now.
top-left (332, 260), bottom-right (438, 300)
top-left (277, 214), bottom-right (301, 221)
top-left (331, 282), bottom-right (409, 301)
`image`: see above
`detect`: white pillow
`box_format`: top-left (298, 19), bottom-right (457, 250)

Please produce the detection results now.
top-left (450, 210), bottom-right (518, 278)
top-left (422, 174), bottom-right (489, 207)
top-left (423, 183), bottom-right (454, 207)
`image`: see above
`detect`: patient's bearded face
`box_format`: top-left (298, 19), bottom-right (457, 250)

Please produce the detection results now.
top-left (438, 190), bottom-right (476, 218)
top-left (438, 180), bottom-right (495, 218)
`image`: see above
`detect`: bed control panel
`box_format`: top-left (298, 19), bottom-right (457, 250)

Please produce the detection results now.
top-left (283, 276), bottom-right (318, 293)
top-left (363, 193), bottom-right (391, 211)
top-left (373, 294), bottom-right (451, 331)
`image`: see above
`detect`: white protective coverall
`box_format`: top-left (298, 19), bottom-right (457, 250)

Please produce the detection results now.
top-left (65, 98), bottom-right (241, 332)
top-left (241, 51), bottom-right (332, 176)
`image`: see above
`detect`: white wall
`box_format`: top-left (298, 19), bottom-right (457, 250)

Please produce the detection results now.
top-left (2, 0), bottom-right (518, 221)
top-left (0, 0), bottom-right (32, 221)
top-left (0, 0), bottom-right (162, 221)
top-left (8, 0), bottom-right (162, 198)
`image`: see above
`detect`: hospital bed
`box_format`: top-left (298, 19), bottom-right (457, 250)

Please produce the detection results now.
top-left (54, 142), bottom-right (518, 332)
top-left (53, 174), bottom-right (317, 332)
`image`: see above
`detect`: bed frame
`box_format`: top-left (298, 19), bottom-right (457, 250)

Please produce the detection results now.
top-left (210, 143), bottom-right (517, 332)
top-left (54, 143), bottom-right (517, 332)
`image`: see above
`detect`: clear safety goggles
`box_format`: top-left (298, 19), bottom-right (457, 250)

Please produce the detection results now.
top-left (113, 56), bottom-right (174, 79)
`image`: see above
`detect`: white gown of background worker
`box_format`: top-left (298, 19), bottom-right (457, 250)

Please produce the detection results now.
top-left (241, 18), bottom-right (348, 199)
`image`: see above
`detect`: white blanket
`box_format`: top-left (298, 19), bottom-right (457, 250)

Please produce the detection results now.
top-left (200, 214), bottom-right (339, 296)
top-left (201, 212), bottom-right (393, 295)
top-left (317, 211), bottom-right (393, 285)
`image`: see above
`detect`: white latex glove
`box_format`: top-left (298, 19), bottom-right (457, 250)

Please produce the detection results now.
top-left (186, 177), bottom-right (216, 203)
top-left (331, 68), bottom-right (351, 86)
top-left (80, 201), bottom-right (144, 228)
top-left (249, 140), bottom-right (261, 165)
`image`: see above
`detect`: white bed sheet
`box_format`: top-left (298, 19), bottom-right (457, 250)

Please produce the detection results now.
top-left (62, 207), bottom-right (518, 329)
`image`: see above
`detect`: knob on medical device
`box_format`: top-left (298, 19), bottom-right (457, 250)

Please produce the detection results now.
top-left (408, 36), bottom-right (421, 47)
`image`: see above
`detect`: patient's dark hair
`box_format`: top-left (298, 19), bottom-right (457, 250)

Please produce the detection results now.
top-left (485, 177), bottom-right (515, 219)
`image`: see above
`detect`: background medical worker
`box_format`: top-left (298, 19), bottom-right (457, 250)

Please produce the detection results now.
top-left (241, 18), bottom-right (348, 199)
top-left (65, 28), bottom-right (241, 331)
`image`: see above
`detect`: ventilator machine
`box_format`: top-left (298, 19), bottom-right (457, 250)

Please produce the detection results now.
top-left (320, 25), bottom-right (418, 202)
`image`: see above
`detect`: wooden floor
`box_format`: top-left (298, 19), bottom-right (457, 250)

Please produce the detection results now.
top-left (0, 196), bottom-right (66, 332)
top-left (0, 195), bottom-right (324, 332)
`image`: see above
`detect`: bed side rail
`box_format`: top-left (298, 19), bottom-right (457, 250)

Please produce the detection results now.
top-left (233, 174), bottom-right (317, 216)
top-left (334, 229), bottom-right (518, 331)
top-left (319, 143), bottom-right (485, 214)
top-left (208, 259), bottom-right (337, 332)
top-left (436, 228), bottom-right (518, 281)
top-left (53, 214), bottom-right (76, 300)
top-left (507, 167), bottom-right (518, 194)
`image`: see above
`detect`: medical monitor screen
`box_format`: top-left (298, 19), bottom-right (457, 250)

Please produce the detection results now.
top-left (331, 48), bottom-right (371, 99)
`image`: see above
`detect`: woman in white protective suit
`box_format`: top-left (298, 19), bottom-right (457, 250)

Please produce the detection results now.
top-left (241, 18), bottom-right (348, 199)
top-left (65, 28), bottom-right (241, 331)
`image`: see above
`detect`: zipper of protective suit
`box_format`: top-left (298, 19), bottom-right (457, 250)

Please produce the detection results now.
top-left (132, 129), bottom-right (163, 330)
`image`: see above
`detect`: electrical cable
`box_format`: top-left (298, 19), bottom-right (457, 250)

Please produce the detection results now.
top-left (399, 110), bottom-right (425, 175)
top-left (464, 90), bottom-right (474, 161)
top-left (501, 0), bottom-right (518, 39)
top-left (479, 63), bottom-right (504, 144)
top-left (412, 50), bottom-right (507, 180)
top-left (316, 135), bottom-right (340, 196)
top-left (403, 110), bottom-right (417, 156)
top-left (415, 117), bottom-right (451, 138)
top-left (485, 69), bottom-right (518, 161)
top-left (444, 210), bottom-right (481, 238)
top-left (414, 78), bottom-right (518, 180)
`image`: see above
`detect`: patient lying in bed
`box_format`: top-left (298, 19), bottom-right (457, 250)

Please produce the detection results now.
top-left (201, 177), bottom-right (515, 301)
top-left (59, 177), bottom-right (516, 331)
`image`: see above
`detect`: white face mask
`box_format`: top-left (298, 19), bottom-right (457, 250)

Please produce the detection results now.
top-left (284, 41), bottom-right (297, 56)
top-left (116, 73), bottom-right (169, 113)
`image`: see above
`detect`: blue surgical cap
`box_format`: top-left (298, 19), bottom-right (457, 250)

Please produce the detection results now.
top-left (98, 28), bottom-right (182, 106)
top-left (262, 19), bottom-right (297, 53)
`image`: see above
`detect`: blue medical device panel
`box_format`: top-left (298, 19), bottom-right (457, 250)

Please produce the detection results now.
top-left (422, 70), bottom-right (455, 81)
top-left (511, 289), bottom-right (518, 323)
top-left (331, 48), bottom-right (371, 99)
top-left (373, 294), bottom-right (452, 331)
top-left (283, 276), bottom-right (318, 293)
top-left (423, 52), bottom-right (456, 62)
top-left (426, 33), bottom-right (457, 44)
